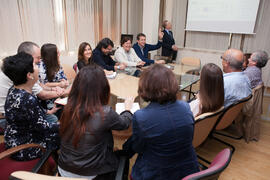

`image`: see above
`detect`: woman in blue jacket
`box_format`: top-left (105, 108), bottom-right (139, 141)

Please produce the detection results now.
top-left (124, 64), bottom-right (199, 180)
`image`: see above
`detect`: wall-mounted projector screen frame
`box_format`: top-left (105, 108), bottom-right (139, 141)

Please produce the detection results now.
top-left (185, 0), bottom-right (260, 34)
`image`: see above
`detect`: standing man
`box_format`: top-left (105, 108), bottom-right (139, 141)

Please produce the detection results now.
top-left (161, 20), bottom-right (178, 61)
top-left (133, 31), bottom-right (165, 66)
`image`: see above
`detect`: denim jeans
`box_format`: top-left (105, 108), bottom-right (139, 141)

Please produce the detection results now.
top-left (45, 114), bottom-right (58, 123)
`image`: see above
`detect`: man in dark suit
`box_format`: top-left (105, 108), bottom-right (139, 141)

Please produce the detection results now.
top-left (133, 32), bottom-right (165, 66)
top-left (161, 20), bottom-right (178, 60)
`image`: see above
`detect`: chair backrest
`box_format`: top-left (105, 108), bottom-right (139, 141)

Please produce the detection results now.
top-left (10, 171), bottom-right (87, 180)
top-left (243, 83), bottom-right (264, 115)
top-left (193, 108), bottom-right (224, 148)
top-left (73, 63), bottom-right (79, 74)
top-left (180, 57), bottom-right (201, 68)
top-left (154, 55), bottom-right (171, 63)
top-left (0, 143), bottom-right (47, 180)
top-left (215, 95), bottom-right (252, 131)
top-left (62, 64), bottom-right (76, 82)
top-left (182, 148), bottom-right (232, 180)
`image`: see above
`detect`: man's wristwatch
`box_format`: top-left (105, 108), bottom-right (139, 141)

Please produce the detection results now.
top-left (117, 65), bottom-right (120, 70)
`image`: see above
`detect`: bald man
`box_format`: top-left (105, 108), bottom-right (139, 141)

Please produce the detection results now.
top-left (221, 49), bottom-right (251, 107)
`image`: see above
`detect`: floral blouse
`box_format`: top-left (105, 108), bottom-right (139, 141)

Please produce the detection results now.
top-left (38, 60), bottom-right (67, 108)
top-left (38, 60), bottom-right (67, 84)
top-left (4, 86), bottom-right (59, 161)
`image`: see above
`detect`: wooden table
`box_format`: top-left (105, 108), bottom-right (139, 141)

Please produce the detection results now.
top-left (108, 64), bottom-right (199, 99)
top-left (108, 73), bottom-right (139, 99)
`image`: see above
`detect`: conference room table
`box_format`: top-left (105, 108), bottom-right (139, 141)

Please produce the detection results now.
top-left (108, 63), bottom-right (200, 100)
top-left (110, 63), bottom-right (200, 144)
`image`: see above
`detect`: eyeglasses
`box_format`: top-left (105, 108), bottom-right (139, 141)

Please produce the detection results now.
top-left (220, 56), bottom-right (227, 61)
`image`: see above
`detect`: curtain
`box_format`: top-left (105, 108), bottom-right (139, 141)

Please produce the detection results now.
top-left (0, 0), bottom-right (143, 58)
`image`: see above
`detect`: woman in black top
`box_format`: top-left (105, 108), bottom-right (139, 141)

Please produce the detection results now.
top-left (58, 65), bottom-right (134, 179)
top-left (77, 42), bottom-right (92, 70)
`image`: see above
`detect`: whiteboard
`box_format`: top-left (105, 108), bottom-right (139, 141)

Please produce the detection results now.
top-left (186, 0), bottom-right (260, 34)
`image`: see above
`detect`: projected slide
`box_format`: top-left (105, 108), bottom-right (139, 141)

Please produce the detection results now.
top-left (186, 0), bottom-right (260, 34)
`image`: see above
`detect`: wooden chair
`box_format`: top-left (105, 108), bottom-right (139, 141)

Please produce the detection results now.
top-left (212, 95), bottom-right (252, 153)
top-left (180, 57), bottom-right (201, 99)
top-left (0, 143), bottom-right (56, 180)
top-left (153, 55), bottom-right (172, 63)
top-left (72, 63), bottom-right (79, 74)
top-left (10, 171), bottom-right (87, 180)
top-left (62, 64), bottom-right (76, 82)
top-left (10, 156), bottom-right (128, 180)
top-left (193, 108), bottom-right (224, 164)
top-left (240, 83), bottom-right (264, 142)
top-left (180, 57), bottom-right (201, 75)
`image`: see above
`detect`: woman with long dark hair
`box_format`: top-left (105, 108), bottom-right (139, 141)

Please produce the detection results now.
top-left (39, 43), bottom-right (69, 89)
top-left (77, 42), bottom-right (92, 70)
top-left (189, 63), bottom-right (224, 117)
top-left (58, 65), bottom-right (134, 179)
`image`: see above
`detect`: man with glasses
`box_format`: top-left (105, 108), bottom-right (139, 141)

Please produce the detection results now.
top-left (221, 48), bottom-right (251, 107)
top-left (92, 38), bottom-right (126, 71)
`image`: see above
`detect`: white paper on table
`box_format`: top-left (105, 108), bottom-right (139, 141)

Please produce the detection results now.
top-left (116, 102), bottom-right (140, 114)
top-left (106, 72), bottom-right (117, 79)
top-left (55, 97), bottom-right (68, 105)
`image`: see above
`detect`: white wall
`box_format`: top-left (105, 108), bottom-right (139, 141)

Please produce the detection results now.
top-left (142, 0), bottom-right (160, 44)
top-left (176, 48), bottom-right (223, 68)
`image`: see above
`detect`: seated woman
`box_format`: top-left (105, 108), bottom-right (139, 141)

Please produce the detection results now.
top-left (2, 52), bottom-right (59, 161)
top-left (244, 51), bottom-right (268, 89)
top-left (76, 42), bottom-right (92, 71)
top-left (77, 42), bottom-right (114, 76)
top-left (114, 36), bottom-right (145, 76)
top-left (58, 65), bottom-right (134, 179)
top-left (39, 43), bottom-right (69, 108)
top-left (189, 63), bottom-right (224, 117)
top-left (123, 64), bottom-right (199, 180)
top-left (39, 43), bottom-right (69, 89)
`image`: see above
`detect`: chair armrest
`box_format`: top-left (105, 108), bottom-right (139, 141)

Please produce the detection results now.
top-left (31, 149), bottom-right (55, 173)
top-left (0, 144), bottom-right (45, 160)
top-left (115, 155), bottom-right (128, 180)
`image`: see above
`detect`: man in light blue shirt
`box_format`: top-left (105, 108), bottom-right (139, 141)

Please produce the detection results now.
top-left (221, 49), bottom-right (252, 107)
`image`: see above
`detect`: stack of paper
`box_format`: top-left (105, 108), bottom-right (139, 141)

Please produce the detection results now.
top-left (106, 72), bottom-right (117, 79)
top-left (55, 97), bottom-right (68, 105)
top-left (116, 102), bottom-right (140, 114)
